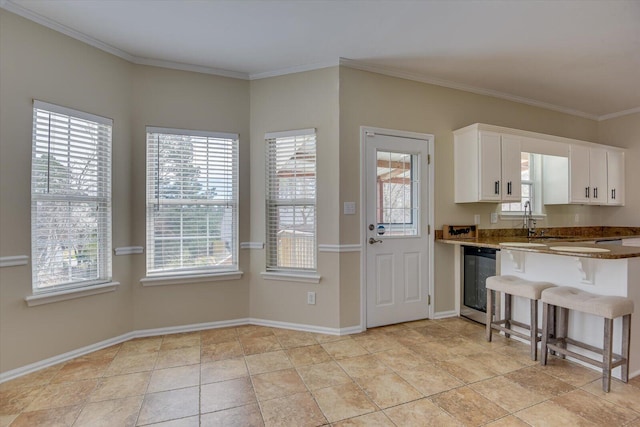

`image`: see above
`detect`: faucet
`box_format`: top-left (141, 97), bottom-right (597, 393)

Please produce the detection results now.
top-left (524, 201), bottom-right (536, 238)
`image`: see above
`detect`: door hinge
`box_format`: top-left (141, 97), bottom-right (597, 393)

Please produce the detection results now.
top-left (366, 131), bottom-right (375, 137)
top-left (428, 295), bottom-right (431, 305)
top-left (427, 224), bottom-right (431, 234)
top-left (427, 154), bottom-right (431, 164)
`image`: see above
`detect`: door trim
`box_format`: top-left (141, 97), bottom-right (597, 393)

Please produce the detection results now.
top-left (359, 126), bottom-right (435, 331)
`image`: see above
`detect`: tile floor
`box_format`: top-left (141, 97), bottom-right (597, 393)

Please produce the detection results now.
top-left (1, 317), bottom-right (640, 426)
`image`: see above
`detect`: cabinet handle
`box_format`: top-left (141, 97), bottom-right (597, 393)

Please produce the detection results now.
top-left (585, 187), bottom-right (590, 198)
top-left (594, 187), bottom-right (598, 199)
top-left (495, 181), bottom-right (499, 195)
top-left (507, 182), bottom-right (512, 195)
top-left (612, 189), bottom-right (616, 200)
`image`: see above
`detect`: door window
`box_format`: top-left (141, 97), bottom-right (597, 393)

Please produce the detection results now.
top-left (375, 150), bottom-right (419, 237)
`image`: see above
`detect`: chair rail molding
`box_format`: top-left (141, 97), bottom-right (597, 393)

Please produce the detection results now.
top-left (0, 255), bottom-right (29, 268)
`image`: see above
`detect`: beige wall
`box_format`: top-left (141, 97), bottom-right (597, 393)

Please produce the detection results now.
top-left (2, 8), bottom-right (638, 375)
top-left (0, 10), bottom-right (134, 372)
top-left (338, 67), bottom-right (602, 314)
top-left (129, 66), bottom-right (251, 330)
top-left (249, 68), bottom-right (342, 329)
top-left (598, 112), bottom-right (640, 227)
top-left (0, 11), bottom-right (251, 374)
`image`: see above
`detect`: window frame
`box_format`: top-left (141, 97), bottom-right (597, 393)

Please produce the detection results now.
top-left (145, 127), bottom-right (239, 278)
top-left (30, 100), bottom-right (113, 294)
top-left (265, 128), bottom-right (317, 273)
top-left (501, 152), bottom-right (544, 216)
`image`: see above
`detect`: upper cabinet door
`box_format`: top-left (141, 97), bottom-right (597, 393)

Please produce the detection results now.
top-left (588, 148), bottom-right (607, 204)
top-left (569, 145), bottom-right (590, 203)
top-left (478, 131), bottom-right (503, 201)
top-left (501, 135), bottom-right (522, 202)
top-left (607, 150), bottom-right (625, 205)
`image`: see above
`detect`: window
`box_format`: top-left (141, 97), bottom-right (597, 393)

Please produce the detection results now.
top-left (146, 128), bottom-right (238, 276)
top-left (265, 129), bottom-right (316, 271)
top-left (31, 101), bottom-right (112, 292)
top-left (502, 152), bottom-right (538, 213)
top-left (376, 151), bottom-right (419, 236)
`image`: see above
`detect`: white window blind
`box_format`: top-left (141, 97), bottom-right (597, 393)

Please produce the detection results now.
top-left (265, 129), bottom-right (317, 271)
top-left (31, 100), bottom-right (112, 292)
top-left (146, 127), bottom-right (238, 276)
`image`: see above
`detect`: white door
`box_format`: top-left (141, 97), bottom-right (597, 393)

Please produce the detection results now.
top-left (365, 131), bottom-right (431, 328)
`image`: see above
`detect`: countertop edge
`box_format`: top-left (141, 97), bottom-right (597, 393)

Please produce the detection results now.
top-left (437, 236), bottom-right (640, 259)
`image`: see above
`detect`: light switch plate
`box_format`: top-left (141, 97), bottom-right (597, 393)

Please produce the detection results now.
top-left (343, 202), bottom-right (356, 215)
top-left (490, 212), bottom-right (498, 224)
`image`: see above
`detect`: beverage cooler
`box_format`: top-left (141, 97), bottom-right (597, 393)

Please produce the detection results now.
top-left (461, 246), bottom-right (497, 324)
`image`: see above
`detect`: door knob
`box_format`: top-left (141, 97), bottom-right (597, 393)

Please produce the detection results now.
top-left (369, 237), bottom-right (383, 244)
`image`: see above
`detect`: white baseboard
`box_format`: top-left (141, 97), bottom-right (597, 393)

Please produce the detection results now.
top-left (0, 317), bottom-right (359, 384)
top-left (432, 310), bottom-right (458, 319)
top-left (338, 325), bottom-right (366, 335)
top-left (134, 318), bottom-right (251, 338)
top-left (0, 332), bottom-right (135, 384)
top-left (249, 318), bottom-right (361, 336)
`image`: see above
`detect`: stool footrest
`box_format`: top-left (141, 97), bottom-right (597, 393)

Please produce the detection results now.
top-left (546, 340), bottom-right (627, 370)
top-left (490, 323), bottom-right (539, 342)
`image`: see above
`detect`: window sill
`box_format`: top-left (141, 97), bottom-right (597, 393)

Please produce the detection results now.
top-left (261, 271), bottom-right (321, 284)
top-left (141, 270), bottom-right (243, 287)
top-left (25, 281), bottom-right (120, 307)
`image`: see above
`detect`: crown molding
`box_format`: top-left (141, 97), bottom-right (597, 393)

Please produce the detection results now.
top-left (339, 58), bottom-right (602, 121)
top-left (133, 56), bottom-right (248, 80)
top-left (3, 1), bottom-right (637, 119)
top-left (1, 0), bottom-right (136, 62)
top-left (598, 106), bottom-right (640, 122)
top-left (249, 60), bottom-right (340, 80)
top-left (0, 0), bottom-right (249, 80)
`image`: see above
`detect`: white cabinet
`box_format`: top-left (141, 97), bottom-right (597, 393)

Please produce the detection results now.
top-left (501, 134), bottom-right (522, 202)
top-left (569, 146), bottom-right (607, 204)
top-left (607, 150), bottom-right (625, 205)
top-left (545, 145), bottom-right (625, 206)
top-left (455, 124), bottom-right (625, 207)
top-left (454, 125), bottom-right (521, 203)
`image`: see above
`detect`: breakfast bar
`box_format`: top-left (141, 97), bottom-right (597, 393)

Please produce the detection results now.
top-left (499, 241), bottom-right (640, 380)
top-left (439, 228), bottom-right (640, 380)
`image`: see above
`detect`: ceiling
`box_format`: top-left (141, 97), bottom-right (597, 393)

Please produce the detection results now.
top-left (2, 0), bottom-right (639, 120)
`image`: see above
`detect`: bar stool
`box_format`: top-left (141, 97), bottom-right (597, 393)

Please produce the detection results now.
top-left (486, 275), bottom-right (556, 360)
top-left (540, 286), bottom-right (634, 392)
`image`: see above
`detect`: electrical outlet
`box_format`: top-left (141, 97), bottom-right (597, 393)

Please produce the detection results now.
top-left (307, 291), bottom-right (316, 305)
top-left (490, 212), bottom-right (498, 224)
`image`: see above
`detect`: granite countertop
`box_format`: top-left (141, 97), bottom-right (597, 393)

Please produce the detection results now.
top-left (436, 227), bottom-right (640, 259)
